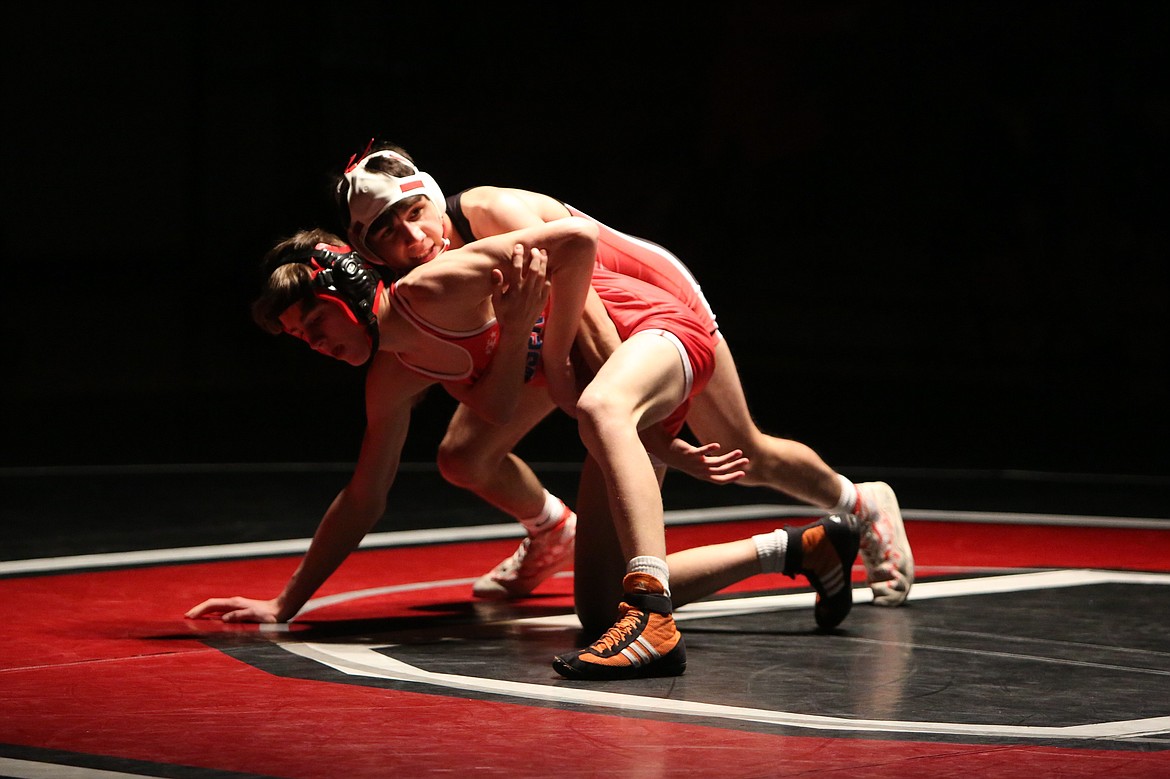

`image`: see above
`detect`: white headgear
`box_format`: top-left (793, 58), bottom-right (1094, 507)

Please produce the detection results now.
top-left (343, 150), bottom-right (446, 261)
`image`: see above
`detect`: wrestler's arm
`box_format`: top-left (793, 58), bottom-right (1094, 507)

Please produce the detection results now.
top-left (460, 186), bottom-right (621, 384)
top-left (445, 245), bottom-right (550, 425)
top-left (405, 217), bottom-right (598, 415)
top-left (465, 190), bottom-right (732, 474)
top-left (185, 357), bottom-right (435, 623)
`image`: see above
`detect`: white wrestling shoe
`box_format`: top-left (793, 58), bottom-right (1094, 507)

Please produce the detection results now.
top-left (472, 511), bottom-right (576, 599)
top-left (856, 482), bottom-right (914, 606)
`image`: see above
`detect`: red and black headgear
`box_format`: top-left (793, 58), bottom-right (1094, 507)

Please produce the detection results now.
top-left (280, 242), bottom-right (385, 362)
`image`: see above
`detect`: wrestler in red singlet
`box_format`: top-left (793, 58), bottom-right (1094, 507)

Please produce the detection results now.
top-left (445, 192), bottom-right (720, 340)
top-left (387, 280), bottom-right (504, 383)
top-left (565, 204), bottom-right (719, 339)
top-left (389, 260), bottom-right (716, 435)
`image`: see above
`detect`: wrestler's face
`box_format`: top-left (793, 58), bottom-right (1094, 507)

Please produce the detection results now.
top-left (278, 297), bottom-right (371, 367)
top-left (364, 197), bottom-right (446, 272)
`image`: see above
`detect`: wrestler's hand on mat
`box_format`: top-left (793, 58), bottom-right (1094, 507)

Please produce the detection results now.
top-left (185, 596), bottom-right (283, 623)
top-left (662, 440), bottom-right (749, 485)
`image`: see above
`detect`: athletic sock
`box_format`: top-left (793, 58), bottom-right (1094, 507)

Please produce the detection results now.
top-left (832, 473), bottom-right (865, 516)
top-left (627, 555), bottom-right (670, 596)
top-left (752, 529), bottom-right (790, 574)
top-left (519, 490), bottom-right (570, 534)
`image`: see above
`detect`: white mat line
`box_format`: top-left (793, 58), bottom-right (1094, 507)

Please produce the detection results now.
top-left (0, 757), bottom-right (170, 779)
top-left (2, 504), bottom-right (1165, 576)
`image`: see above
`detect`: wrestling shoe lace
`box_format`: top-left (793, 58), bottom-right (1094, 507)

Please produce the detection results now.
top-left (552, 573), bottom-right (686, 681)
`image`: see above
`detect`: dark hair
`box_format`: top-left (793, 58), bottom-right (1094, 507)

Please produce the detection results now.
top-left (332, 140), bottom-right (418, 229)
top-left (251, 228), bottom-right (347, 334)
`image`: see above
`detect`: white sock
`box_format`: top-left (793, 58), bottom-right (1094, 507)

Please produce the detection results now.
top-left (752, 529), bottom-right (789, 574)
top-left (519, 490), bottom-right (567, 534)
top-left (832, 474), bottom-right (863, 516)
top-left (628, 555), bottom-right (670, 595)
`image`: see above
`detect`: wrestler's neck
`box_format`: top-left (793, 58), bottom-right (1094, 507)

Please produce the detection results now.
top-left (441, 213), bottom-right (466, 251)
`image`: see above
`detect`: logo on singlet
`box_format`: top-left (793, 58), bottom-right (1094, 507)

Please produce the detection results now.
top-left (524, 316), bottom-right (544, 383)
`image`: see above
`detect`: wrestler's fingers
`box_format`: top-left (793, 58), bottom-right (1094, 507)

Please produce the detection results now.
top-left (221, 608), bottom-right (277, 624)
top-left (710, 456), bottom-right (750, 474)
top-left (706, 449), bottom-right (747, 467)
top-left (185, 597), bottom-right (238, 619)
top-left (709, 469), bottom-right (747, 484)
top-left (510, 242), bottom-right (526, 279)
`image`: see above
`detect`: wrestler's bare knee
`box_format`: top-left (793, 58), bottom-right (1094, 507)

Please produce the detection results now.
top-left (435, 435), bottom-right (497, 489)
top-left (575, 387), bottom-right (630, 449)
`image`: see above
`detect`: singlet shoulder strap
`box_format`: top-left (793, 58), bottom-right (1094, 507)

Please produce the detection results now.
top-left (445, 190), bottom-right (476, 243)
top-left (389, 281), bottom-right (495, 340)
top-left (387, 281), bottom-right (490, 383)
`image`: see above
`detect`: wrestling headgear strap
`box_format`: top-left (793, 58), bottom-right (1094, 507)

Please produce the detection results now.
top-left (283, 243), bottom-right (384, 362)
top-left (343, 150), bottom-right (446, 260)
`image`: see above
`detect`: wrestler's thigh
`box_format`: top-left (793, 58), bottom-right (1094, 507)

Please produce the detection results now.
top-left (580, 332), bottom-right (689, 431)
top-left (686, 339), bottom-right (759, 448)
top-left (441, 383), bottom-right (555, 459)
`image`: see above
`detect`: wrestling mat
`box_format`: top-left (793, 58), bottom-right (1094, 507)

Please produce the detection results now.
top-left (3, 505), bottom-right (1168, 778)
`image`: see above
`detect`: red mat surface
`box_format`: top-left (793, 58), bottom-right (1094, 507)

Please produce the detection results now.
top-left (3, 516), bottom-right (1168, 778)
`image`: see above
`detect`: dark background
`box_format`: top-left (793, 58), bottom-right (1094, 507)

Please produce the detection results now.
top-left (3, 2), bottom-right (1167, 477)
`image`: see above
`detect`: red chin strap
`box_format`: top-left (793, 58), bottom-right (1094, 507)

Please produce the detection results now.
top-left (315, 293), bottom-right (363, 328)
top-left (312, 290), bottom-right (382, 362)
